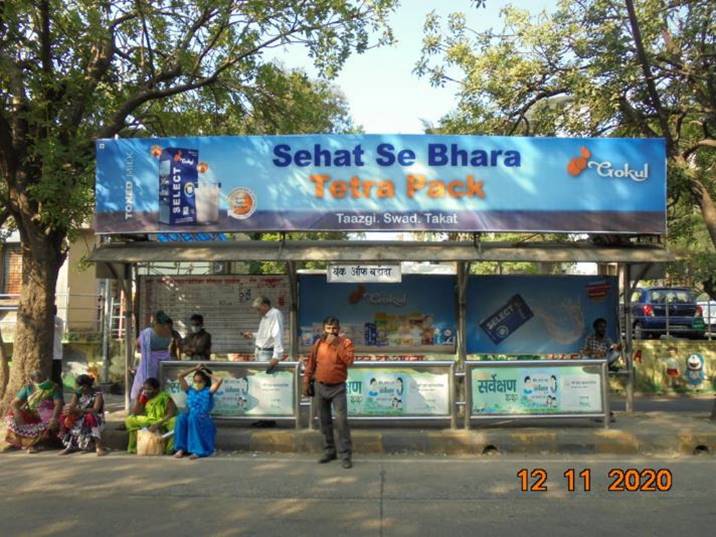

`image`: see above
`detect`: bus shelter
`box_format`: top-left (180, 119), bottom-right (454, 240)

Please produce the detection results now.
top-left (89, 238), bottom-right (675, 427)
top-left (90, 134), bottom-right (670, 428)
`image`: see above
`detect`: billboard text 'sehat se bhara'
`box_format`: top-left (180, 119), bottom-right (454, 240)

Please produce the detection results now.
top-left (95, 135), bottom-right (666, 234)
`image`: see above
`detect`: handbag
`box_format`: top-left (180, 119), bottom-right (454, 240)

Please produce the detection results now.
top-left (306, 378), bottom-right (315, 397)
top-left (136, 428), bottom-right (165, 456)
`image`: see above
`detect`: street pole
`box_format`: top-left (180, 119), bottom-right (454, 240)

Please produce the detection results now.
top-left (123, 264), bottom-right (134, 412)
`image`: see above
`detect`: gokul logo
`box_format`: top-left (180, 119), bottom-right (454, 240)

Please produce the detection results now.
top-left (567, 146), bottom-right (649, 182)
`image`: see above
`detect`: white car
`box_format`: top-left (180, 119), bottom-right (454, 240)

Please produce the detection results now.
top-left (697, 300), bottom-right (716, 329)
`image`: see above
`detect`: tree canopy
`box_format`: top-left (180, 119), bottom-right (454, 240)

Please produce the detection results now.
top-left (0, 0), bottom-right (397, 401)
top-left (417, 0), bottom-right (715, 289)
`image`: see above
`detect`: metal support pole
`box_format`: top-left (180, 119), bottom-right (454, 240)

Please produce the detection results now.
top-left (623, 263), bottom-right (635, 413)
top-left (100, 280), bottom-right (111, 384)
top-left (456, 261), bottom-right (468, 369)
top-left (286, 261), bottom-right (299, 361)
top-left (464, 365), bottom-right (472, 431)
top-left (602, 360), bottom-right (610, 430)
top-left (294, 363), bottom-right (301, 430)
top-left (456, 262), bottom-right (468, 427)
top-left (123, 265), bottom-right (134, 412)
top-left (449, 362), bottom-right (457, 430)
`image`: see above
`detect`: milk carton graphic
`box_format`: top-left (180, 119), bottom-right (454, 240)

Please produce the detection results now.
top-left (159, 147), bottom-right (198, 225)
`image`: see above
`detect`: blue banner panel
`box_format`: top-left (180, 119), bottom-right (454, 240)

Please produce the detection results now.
top-left (298, 274), bottom-right (457, 351)
top-left (466, 275), bottom-right (619, 354)
top-left (95, 135), bottom-right (666, 234)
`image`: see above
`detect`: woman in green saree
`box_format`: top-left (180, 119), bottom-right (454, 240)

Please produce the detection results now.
top-left (125, 377), bottom-right (177, 454)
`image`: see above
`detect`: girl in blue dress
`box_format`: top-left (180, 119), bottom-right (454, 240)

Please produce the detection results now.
top-left (174, 364), bottom-right (222, 460)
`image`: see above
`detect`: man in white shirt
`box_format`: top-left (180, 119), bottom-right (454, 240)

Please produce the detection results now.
top-left (243, 296), bottom-right (285, 368)
top-left (52, 305), bottom-right (64, 387)
top-left (242, 296), bottom-right (285, 427)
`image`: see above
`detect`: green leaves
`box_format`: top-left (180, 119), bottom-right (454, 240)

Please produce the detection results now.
top-left (0, 0), bottom-right (397, 242)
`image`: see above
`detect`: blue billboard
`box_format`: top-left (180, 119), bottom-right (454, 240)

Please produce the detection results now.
top-left (466, 275), bottom-right (619, 355)
top-left (298, 274), bottom-right (457, 351)
top-left (95, 135), bottom-right (666, 234)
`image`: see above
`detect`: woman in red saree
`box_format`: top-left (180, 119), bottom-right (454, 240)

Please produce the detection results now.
top-left (5, 370), bottom-right (63, 453)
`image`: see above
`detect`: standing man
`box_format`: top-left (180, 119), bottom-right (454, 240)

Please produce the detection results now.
top-left (52, 305), bottom-right (64, 387)
top-left (181, 313), bottom-right (212, 361)
top-left (243, 296), bottom-right (285, 427)
top-left (303, 316), bottom-right (354, 469)
top-left (243, 296), bottom-right (285, 368)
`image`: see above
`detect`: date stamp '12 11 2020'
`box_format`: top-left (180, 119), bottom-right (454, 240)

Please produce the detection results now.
top-left (517, 468), bottom-right (673, 493)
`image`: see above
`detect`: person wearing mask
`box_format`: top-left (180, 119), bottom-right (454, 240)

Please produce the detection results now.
top-left (181, 314), bottom-right (212, 361)
top-left (303, 317), bottom-right (355, 469)
top-left (173, 364), bottom-right (222, 459)
top-left (4, 370), bottom-right (63, 453)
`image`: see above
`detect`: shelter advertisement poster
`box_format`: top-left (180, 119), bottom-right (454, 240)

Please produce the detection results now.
top-left (346, 367), bottom-right (451, 417)
top-left (163, 366), bottom-right (295, 417)
top-left (471, 364), bottom-right (603, 415)
top-left (298, 274), bottom-right (457, 351)
top-left (466, 275), bottom-right (619, 354)
top-left (95, 135), bottom-right (666, 234)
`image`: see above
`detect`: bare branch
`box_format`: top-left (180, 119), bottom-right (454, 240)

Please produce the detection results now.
top-left (683, 139), bottom-right (716, 159)
top-left (39, 0), bottom-right (51, 76)
top-left (624, 0), bottom-right (674, 156)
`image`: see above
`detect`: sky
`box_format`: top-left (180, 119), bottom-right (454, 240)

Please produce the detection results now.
top-left (268, 0), bottom-right (560, 134)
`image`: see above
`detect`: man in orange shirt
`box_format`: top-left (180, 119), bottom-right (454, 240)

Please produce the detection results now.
top-left (303, 316), bottom-right (355, 469)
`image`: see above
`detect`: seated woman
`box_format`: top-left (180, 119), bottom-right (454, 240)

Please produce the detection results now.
top-left (59, 374), bottom-right (107, 456)
top-left (125, 377), bottom-right (177, 454)
top-left (4, 370), bottom-right (63, 453)
top-left (174, 365), bottom-right (222, 460)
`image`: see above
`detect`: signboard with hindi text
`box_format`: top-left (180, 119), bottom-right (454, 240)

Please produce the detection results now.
top-left (160, 362), bottom-right (297, 418)
top-left (469, 361), bottom-right (605, 416)
top-left (346, 366), bottom-right (451, 417)
top-left (327, 264), bottom-right (401, 283)
top-left (95, 135), bottom-right (666, 234)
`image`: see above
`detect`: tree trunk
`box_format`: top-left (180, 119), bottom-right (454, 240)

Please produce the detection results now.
top-left (0, 233), bottom-right (65, 412)
top-left (0, 320), bottom-right (9, 400)
top-left (692, 178), bottom-right (716, 248)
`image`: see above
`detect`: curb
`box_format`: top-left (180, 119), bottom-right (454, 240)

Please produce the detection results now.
top-left (101, 425), bottom-right (716, 456)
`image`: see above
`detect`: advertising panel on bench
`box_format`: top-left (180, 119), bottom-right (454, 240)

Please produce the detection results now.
top-left (161, 362), bottom-right (296, 418)
top-left (346, 366), bottom-right (451, 417)
top-left (470, 363), bottom-right (604, 416)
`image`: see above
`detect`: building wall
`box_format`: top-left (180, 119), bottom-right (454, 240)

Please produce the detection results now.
top-left (1, 244), bottom-right (22, 295)
top-left (65, 230), bottom-right (100, 333)
top-left (2, 229), bottom-right (101, 338)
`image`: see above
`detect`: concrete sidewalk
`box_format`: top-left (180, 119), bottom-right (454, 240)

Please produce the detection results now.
top-left (102, 411), bottom-right (716, 457)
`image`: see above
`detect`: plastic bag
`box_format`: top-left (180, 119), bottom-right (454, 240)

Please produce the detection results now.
top-left (136, 428), bottom-right (165, 456)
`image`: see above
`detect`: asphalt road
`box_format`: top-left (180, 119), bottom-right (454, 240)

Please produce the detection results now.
top-left (1, 452), bottom-right (714, 537)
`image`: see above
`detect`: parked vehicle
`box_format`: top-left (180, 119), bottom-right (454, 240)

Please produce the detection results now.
top-left (630, 287), bottom-right (705, 339)
top-left (696, 300), bottom-right (716, 330)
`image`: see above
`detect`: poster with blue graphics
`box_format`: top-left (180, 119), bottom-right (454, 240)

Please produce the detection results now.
top-left (162, 364), bottom-right (296, 418)
top-left (346, 367), bottom-right (451, 417)
top-left (95, 135), bottom-right (666, 234)
top-left (466, 275), bottom-right (619, 354)
top-left (470, 364), bottom-right (604, 415)
top-left (298, 274), bottom-right (457, 351)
